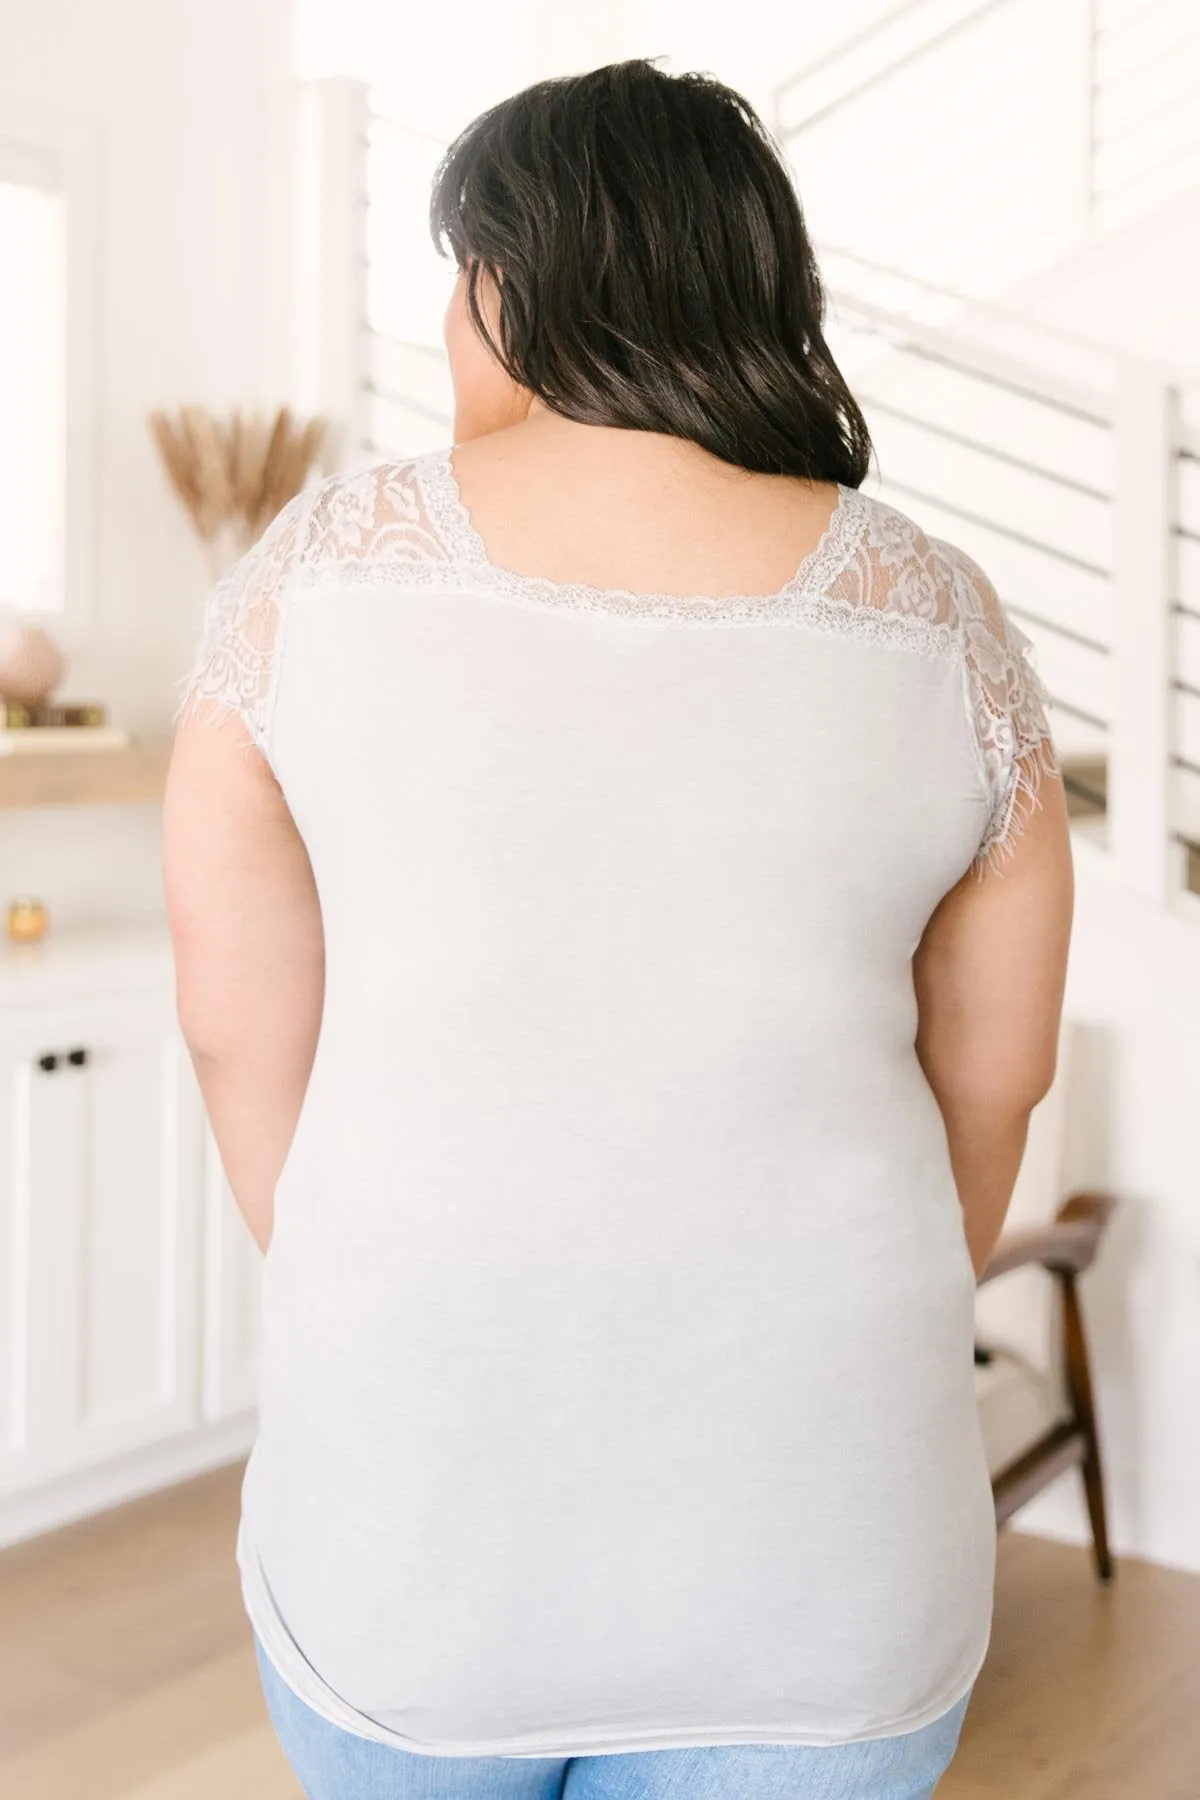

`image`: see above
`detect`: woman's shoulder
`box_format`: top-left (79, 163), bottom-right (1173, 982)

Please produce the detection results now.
top-left (840, 488), bottom-right (1015, 656)
top-left (845, 488), bottom-right (1054, 842)
top-left (174, 451), bottom-right (455, 740)
top-left (247, 459), bottom-right (1014, 644)
top-left (279, 451), bottom-right (457, 576)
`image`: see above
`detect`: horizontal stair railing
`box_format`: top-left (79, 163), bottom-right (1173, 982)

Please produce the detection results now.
top-left (1090, 0), bottom-right (1200, 228)
top-left (361, 102), bottom-right (453, 457)
top-left (823, 288), bottom-right (1195, 905)
top-left (1171, 419), bottom-right (1200, 889)
top-left (827, 288), bottom-right (1116, 844)
top-left (776, 0), bottom-right (1200, 289)
top-left (774, 0), bottom-right (1012, 142)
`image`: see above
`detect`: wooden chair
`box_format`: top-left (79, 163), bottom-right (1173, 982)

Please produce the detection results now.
top-left (977, 1193), bottom-right (1115, 1581)
top-left (972, 1022), bottom-right (1116, 1582)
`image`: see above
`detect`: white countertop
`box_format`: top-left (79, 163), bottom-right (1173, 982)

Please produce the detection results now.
top-left (0, 919), bottom-right (173, 1007)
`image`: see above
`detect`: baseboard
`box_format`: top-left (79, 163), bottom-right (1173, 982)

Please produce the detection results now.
top-left (1008, 1467), bottom-right (1200, 1577)
top-left (0, 1414), bottom-right (257, 1550)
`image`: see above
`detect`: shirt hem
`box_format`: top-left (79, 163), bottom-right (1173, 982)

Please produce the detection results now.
top-left (240, 1512), bottom-right (990, 1761)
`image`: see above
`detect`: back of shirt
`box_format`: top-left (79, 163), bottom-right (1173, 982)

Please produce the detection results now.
top-left (180, 450), bottom-right (1054, 1757)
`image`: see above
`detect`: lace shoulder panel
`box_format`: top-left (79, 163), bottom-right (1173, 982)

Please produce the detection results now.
top-left (175, 459), bottom-right (450, 753)
top-left (175, 463), bottom-right (1055, 866)
top-left (826, 498), bottom-right (1056, 865)
top-left (931, 535), bottom-right (1056, 866)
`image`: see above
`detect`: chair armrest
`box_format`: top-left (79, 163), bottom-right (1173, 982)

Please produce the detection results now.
top-left (979, 1191), bottom-right (1116, 1287)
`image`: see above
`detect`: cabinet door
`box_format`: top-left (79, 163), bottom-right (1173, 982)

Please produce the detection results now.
top-left (0, 991), bottom-right (205, 1495)
top-left (201, 1135), bottom-right (262, 1420)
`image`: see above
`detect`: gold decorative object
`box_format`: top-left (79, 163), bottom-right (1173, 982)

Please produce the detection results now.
top-left (148, 405), bottom-right (327, 576)
top-left (6, 897), bottom-right (49, 944)
top-left (0, 622), bottom-right (67, 704)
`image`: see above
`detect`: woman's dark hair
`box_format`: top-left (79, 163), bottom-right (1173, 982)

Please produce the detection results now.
top-left (430, 59), bottom-right (871, 486)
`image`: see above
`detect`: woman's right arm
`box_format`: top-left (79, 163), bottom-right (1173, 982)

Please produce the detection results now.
top-left (913, 773), bottom-right (1074, 1276)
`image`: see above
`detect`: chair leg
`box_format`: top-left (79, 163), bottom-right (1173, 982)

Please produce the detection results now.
top-left (1062, 1273), bottom-right (1114, 1583)
top-left (1080, 1428), bottom-right (1113, 1584)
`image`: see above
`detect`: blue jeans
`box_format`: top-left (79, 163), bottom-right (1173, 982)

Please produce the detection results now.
top-left (255, 1640), bottom-right (970, 1800)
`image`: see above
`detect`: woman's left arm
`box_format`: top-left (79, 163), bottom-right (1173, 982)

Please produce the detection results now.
top-left (163, 714), bottom-right (324, 1252)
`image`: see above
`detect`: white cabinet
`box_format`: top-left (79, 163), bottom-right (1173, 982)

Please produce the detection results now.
top-left (0, 927), bottom-right (261, 1544)
top-left (0, 987), bottom-right (202, 1493)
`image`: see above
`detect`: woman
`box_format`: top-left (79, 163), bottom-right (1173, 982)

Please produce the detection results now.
top-left (165, 58), bottom-right (1072, 1800)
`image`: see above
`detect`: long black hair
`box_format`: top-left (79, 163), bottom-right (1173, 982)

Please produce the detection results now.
top-left (430, 59), bottom-right (871, 486)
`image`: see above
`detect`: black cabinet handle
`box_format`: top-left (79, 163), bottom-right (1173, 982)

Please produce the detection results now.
top-left (35, 1049), bottom-right (89, 1072)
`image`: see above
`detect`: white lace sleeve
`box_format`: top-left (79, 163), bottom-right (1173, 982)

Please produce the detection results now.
top-left (174, 485), bottom-right (316, 755)
top-left (938, 542), bottom-right (1057, 866)
top-left (174, 460), bottom-right (456, 757)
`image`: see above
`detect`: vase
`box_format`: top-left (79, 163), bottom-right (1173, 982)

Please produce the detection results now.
top-left (0, 623), bottom-right (67, 704)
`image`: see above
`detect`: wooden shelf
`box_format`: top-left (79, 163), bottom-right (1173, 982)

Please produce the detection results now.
top-left (0, 741), bottom-right (171, 810)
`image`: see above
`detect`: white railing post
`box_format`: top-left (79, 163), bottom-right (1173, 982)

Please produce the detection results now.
top-left (290, 78), bottom-right (371, 471)
top-left (1109, 371), bottom-right (1178, 902)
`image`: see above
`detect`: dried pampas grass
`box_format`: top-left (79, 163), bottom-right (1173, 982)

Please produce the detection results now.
top-left (149, 405), bottom-right (327, 575)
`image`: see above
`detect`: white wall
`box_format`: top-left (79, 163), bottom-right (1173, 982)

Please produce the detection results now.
top-left (1008, 184), bottom-right (1200, 389)
top-left (1010, 855), bottom-right (1200, 1574)
top-left (0, 0), bottom-right (291, 926)
top-left (979, 193), bottom-right (1200, 1572)
top-left (295, 0), bottom-right (530, 132)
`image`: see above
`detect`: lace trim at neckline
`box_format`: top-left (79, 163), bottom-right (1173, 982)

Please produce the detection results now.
top-left (416, 448), bottom-right (873, 620)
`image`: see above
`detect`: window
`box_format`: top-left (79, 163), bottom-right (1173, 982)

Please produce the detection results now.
top-left (0, 156), bottom-right (66, 615)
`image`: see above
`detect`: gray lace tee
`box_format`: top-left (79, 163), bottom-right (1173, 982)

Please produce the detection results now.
top-left (179, 449), bottom-right (1054, 1758)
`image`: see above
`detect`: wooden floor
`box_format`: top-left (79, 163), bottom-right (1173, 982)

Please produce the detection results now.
top-left (2, 1465), bottom-right (1198, 1798)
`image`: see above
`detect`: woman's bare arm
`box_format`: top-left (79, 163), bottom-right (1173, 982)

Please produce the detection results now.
top-left (163, 712), bottom-right (324, 1252)
top-left (914, 771), bottom-right (1074, 1276)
